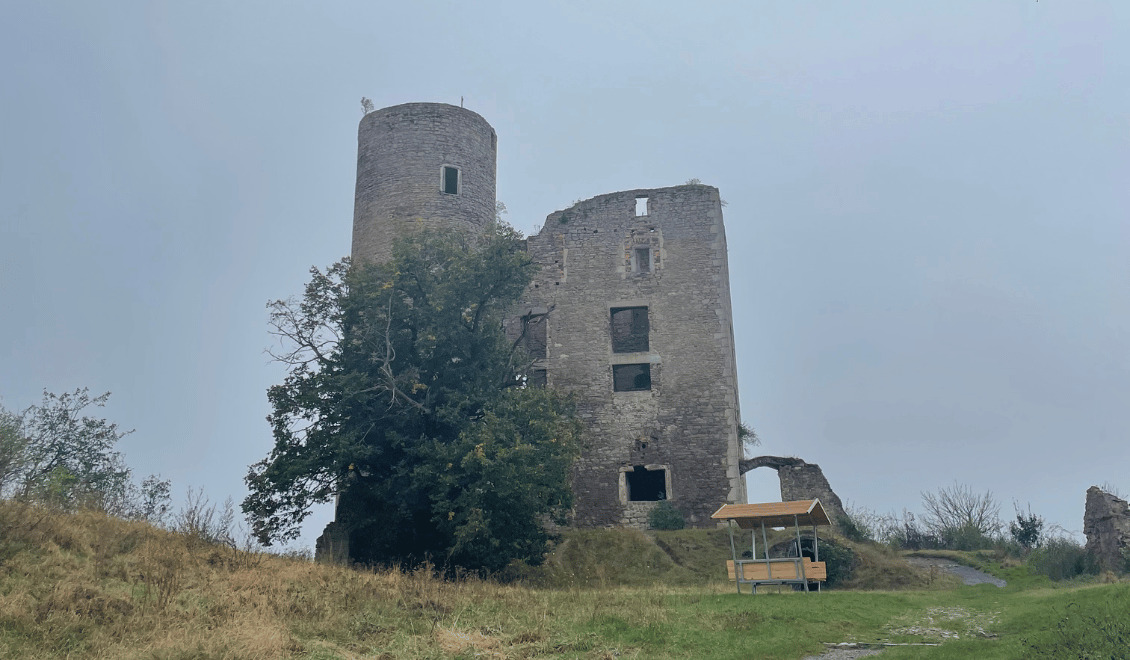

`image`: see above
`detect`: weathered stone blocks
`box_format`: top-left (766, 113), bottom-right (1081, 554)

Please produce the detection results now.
top-left (1084, 486), bottom-right (1130, 573)
top-left (322, 104), bottom-right (749, 563)
top-left (352, 102), bottom-right (497, 265)
top-left (522, 186), bottom-right (746, 529)
top-left (739, 455), bottom-right (846, 527)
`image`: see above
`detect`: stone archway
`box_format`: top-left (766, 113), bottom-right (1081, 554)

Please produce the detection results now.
top-left (739, 456), bottom-right (847, 526)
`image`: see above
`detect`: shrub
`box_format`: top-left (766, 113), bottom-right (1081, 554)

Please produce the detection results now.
top-left (938, 522), bottom-right (996, 551)
top-left (879, 510), bottom-right (940, 550)
top-left (1009, 505), bottom-right (1044, 552)
top-left (837, 506), bottom-right (875, 543)
top-left (1028, 536), bottom-right (1098, 581)
top-left (817, 539), bottom-right (856, 588)
top-left (175, 487), bottom-right (236, 546)
top-left (921, 482), bottom-right (1001, 542)
top-left (648, 500), bottom-right (685, 530)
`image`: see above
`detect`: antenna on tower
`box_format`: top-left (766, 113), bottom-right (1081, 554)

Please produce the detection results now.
top-left (461, 96), bottom-right (464, 108)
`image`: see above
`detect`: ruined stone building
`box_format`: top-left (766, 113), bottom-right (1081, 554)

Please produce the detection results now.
top-left (325, 101), bottom-right (746, 556)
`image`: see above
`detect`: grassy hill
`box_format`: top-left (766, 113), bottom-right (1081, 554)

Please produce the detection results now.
top-left (515, 527), bottom-right (955, 592)
top-left (1, 502), bottom-right (1126, 659)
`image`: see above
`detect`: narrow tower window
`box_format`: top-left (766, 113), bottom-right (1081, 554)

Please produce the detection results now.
top-left (441, 166), bottom-right (460, 195)
top-left (520, 314), bottom-right (547, 359)
top-left (634, 247), bottom-right (651, 273)
top-left (635, 196), bottom-right (648, 216)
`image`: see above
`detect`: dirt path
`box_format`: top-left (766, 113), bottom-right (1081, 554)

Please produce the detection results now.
top-left (904, 557), bottom-right (1007, 587)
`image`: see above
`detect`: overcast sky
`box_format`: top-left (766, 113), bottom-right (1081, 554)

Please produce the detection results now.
top-left (2, 1), bottom-right (1127, 548)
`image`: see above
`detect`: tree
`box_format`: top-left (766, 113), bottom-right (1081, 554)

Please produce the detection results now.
top-left (5, 389), bottom-right (131, 509)
top-left (0, 404), bottom-right (27, 495)
top-left (921, 482), bottom-right (1001, 549)
top-left (243, 223), bottom-right (582, 573)
top-left (0, 389), bottom-right (170, 520)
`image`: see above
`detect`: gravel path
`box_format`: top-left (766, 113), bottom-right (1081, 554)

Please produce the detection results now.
top-left (904, 557), bottom-right (1007, 587)
top-left (801, 646), bottom-right (883, 660)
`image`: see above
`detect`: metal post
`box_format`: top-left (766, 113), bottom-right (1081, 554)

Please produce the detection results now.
top-left (728, 520), bottom-right (740, 594)
top-left (749, 530), bottom-right (759, 593)
top-left (795, 514), bottom-right (808, 592)
top-left (813, 524), bottom-right (821, 592)
top-left (761, 521), bottom-right (771, 579)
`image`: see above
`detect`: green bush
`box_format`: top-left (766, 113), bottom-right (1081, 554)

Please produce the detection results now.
top-left (1028, 537), bottom-right (1098, 581)
top-left (1009, 507), bottom-right (1044, 551)
top-left (648, 500), bottom-right (685, 530)
top-left (816, 539), bottom-right (857, 588)
top-left (938, 522), bottom-right (997, 551)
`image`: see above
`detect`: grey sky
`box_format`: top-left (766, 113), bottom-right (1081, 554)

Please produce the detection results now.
top-left (2, 1), bottom-right (1126, 547)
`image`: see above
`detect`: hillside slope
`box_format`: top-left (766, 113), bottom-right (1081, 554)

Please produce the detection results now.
top-left (0, 503), bottom-right (1018, 659)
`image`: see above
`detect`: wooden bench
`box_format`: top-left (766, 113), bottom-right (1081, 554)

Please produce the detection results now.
top-left (726, 558), bottom-right (827, 583)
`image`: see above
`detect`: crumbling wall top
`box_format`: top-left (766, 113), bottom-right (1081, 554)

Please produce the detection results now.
top-left (534, 184), bottom-right (721, 237)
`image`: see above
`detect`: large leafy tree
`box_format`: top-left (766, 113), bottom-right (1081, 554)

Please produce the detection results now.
top-left (244, 224), bottom-right (581, 573)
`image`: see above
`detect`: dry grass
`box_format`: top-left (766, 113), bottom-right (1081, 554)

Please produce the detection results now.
top-left (0, 502), bottom-right (714, 658)
top-left (840, 541), bottom-right (963, 591)
top-left (0, 502), bottom-right (1016, 659)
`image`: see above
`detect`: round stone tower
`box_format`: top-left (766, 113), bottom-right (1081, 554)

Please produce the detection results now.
top-left (351, 102), bottom-right (497, 265)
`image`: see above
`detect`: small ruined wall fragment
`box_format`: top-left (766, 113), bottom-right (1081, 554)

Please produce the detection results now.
top-left (1084, 486), bottom-right (1130, 573)
top-left (314, 521), bottom-right (350, 565)
top-left (740, 455), bottom-right (846, 526)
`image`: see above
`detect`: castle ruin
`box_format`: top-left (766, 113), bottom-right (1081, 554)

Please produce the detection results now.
top-left (319, 102), bottom-right (747, 559)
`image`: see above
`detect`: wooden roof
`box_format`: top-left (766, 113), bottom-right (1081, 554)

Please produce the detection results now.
top-left (710, 500), bottom-right (831, 528)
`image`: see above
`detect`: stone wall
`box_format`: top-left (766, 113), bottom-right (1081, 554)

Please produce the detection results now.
top-left (314, 521), bottom-right (350, 565)
top-left (739, 455), bottom-right (846, 526)
top-left (1084, 486), bottom-right (1130, 573)
top-left (352, 102), bottom-right (497, 265)
top-left (336, 103), bottom-right (748, 555)
top-left (520, 185), bottom-right (746, 529)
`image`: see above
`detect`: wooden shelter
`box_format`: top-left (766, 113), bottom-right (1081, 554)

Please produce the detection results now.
top-left (711, 499), bottom-right (831, 593)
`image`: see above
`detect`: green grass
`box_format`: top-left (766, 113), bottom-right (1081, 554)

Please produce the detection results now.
top-left (1, 502), bottom-right (1127, 659)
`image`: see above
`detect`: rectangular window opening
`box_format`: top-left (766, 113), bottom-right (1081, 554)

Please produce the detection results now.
top-left (610, 307), bottom-right (649, 353)
top-left (635, 196), bottom-right (648, 216)
top-left (525, 369), bottom-right (546, 389)
top-left (634, 247), bottom-right (651, 273)
top-left (521, 314), bottom-right (547, 359)
top-left (442, 166), bottom-right (460, 195)
top-left (613, 363), bottom-right (651, 392)
top-left (627, 466), bottom-right (666, 501)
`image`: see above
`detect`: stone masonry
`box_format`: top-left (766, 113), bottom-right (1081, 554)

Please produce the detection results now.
top-left (520, 187), bottom-right (746, 528)
top-left (352, 103), bottom-right (497, 264)
top-left (318, 102), bottom-right (748, 560)
top-left (739, 455), bottom-right (846, 527)
top-left (1083, 486), bottom-right (1130, 573)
